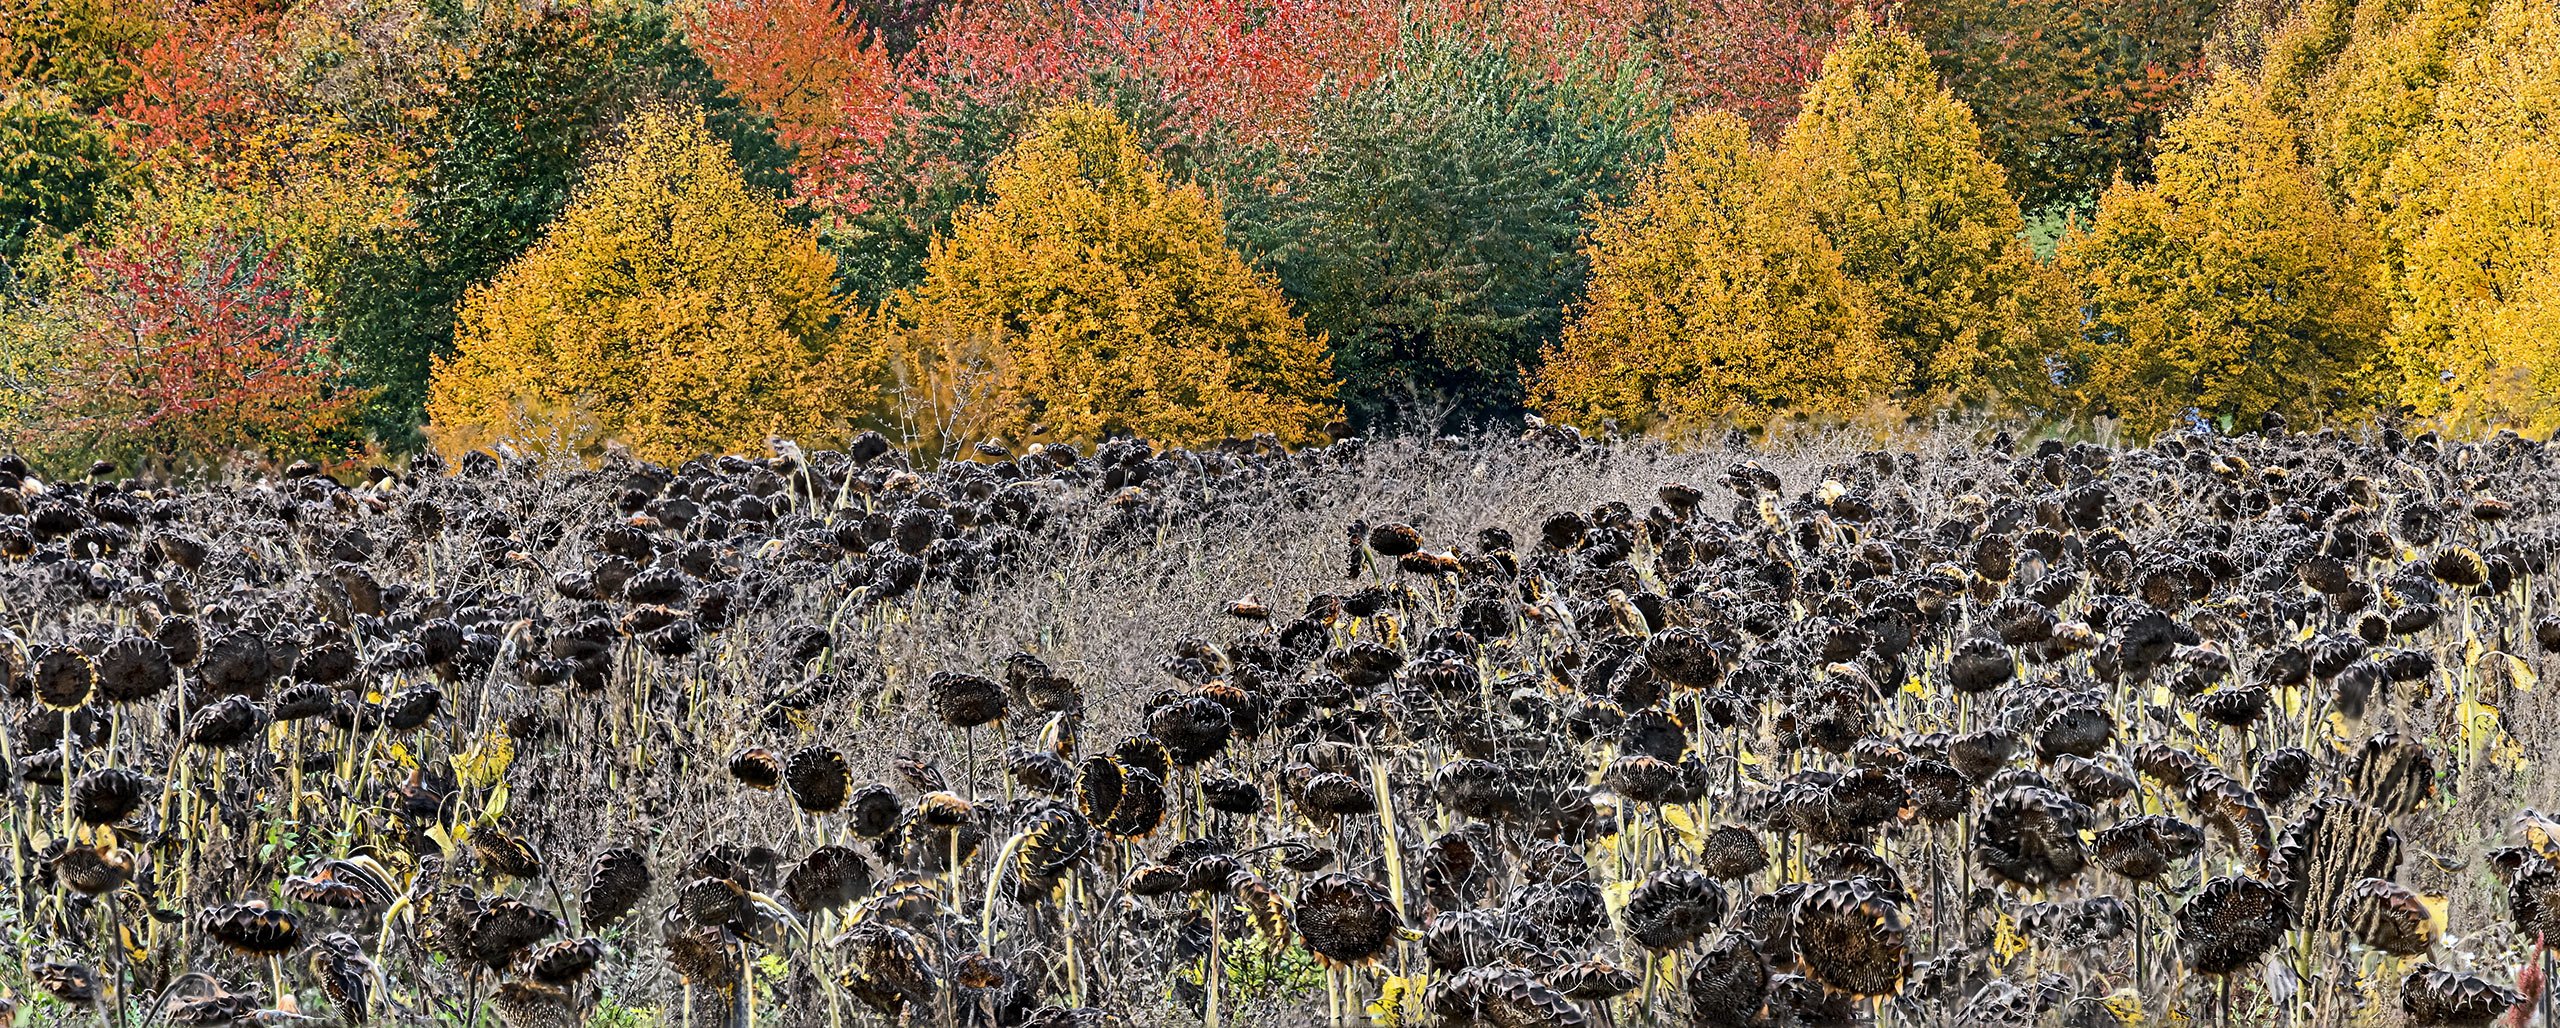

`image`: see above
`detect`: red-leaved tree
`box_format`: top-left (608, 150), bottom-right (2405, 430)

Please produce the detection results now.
top-left (41, 225), bottom-right (361, 471)
top-left (1653, 0), bottom-right (1863, 138)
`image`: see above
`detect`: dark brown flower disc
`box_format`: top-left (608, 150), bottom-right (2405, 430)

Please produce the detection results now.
top-left (1111, 735), bottom-right (1172, 781)
top-left (1300, 771), bottom-right (1372, 817)
top-left (928, 671), bottom-right (1007, 729)
top-left (1077, 755), bottom-right (1123, 826)
top-left (492, 980), bottom-right (579, 1028)
top-left (2401, 965), bottom-right (2522, 1027)
top-left (1792, 878), bottom-right (1910, 998)
top-left (1946, 637), bottom-right (2014, 694)
top-left (68, 767), bottom-right (148, 825)
top-left (1125, 864), bottom-right (1187, 897)
top-left (1947, 729), bottom-right (2020, 783)
top-left (270, 681), bottom-right (334, 722)
top-left (1623, 869), bottom-right (1728, 950)
top-left (2050, 754), bottom-right (2134, 807)
top-left (1200, 774), bottom-right (1263, 815)
top-left (1296, 872), bottom-right (1397, 964)
top-left (380, 684), bottom-right (443, 731)
top-left (35, 961), bottom-right (99, 1005)
top-left (2091, 815), bottom-right (2204, 883)
top-left (2176, 875), bottom-right (2293, 975)
top-left (2253, 747), bottom-right (2314, 805)
top-left (1546, 960), bottom-right (1640, 1001)
top-left (582, 847), bottom-right (653, 926)
top-left (472, 827), bottom-right (545, 881)
top-left (677, 875), bottom-right (748, 927)
top-left (92, 635), bottom-right (174, 703)
top-left (1901, 759), bottom-right (1970, 822)
top-left (728, 747), bottom-right (782, 790)
top-left (1104, 765), bottom-right (1165, 837)
top-left (2343, 877), bottom-right (2434, 955)
top-left (51, 845), bottom-right (134, 895)
top-left (528, 936), bottom-right (605, 985)
top-left (1605, 754), bottom-right (1687, 805)
top-left (785, 745), bottom-right (851, 813)
top-left (785, 845), bottom-right (875, 913)
top-left (1698, 824), bottom-right (1771, 880)
top-left (848, 783), bottom-right (904, 837)
top-left (467, 897), bottom-right (560, 968)
top-left (1688, 933), bottom-right (1771, 1026)
top-left (199, 901), bottom-right (301, 954)
top-left (1366, 523), bottom-right (1422, 558)
top-left (1974, 785), bottom-right (2088, 889)
top-left (186, 694), bottom-right (269, 749)
top-left (33, 646), bottom-right (93, 710)
top-left (1147, 694), bottom-right (1231, 765)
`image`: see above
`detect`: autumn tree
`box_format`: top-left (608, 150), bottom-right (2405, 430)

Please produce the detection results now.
top-left (0, 0), bottom-right (162, 110)
top-left (23, 224), bottom-right (361, 472)
top-left (331, 0), bottom-right (793, 443)
top-left (2366, 0), bottom-right (2560, 430)
top-left (2, 89), bottom-right (120, 270)
top-left (1773, 12), bottom-right (2074, 409)
top-left (686, 0), bottom-right (898, 205)
top-left (1534, 110), bottom-right (1889, 435)
top-left (879, 102), bottom-right (1336, 451)
top-left (427, 106), bottom-right (867, 463)
top-left (1648, 0), bottom-right (1858, 138)
top-left (1898, 0), bottom-right (2216, 213)
top-left (2057, 80), bottom-right (2387, 436)
top-left (1234, 18), bottom-right (1668, 430)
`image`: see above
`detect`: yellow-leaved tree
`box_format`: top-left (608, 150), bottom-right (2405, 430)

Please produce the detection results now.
top-left (877, 102), bottom-right (1338, 452)
top-left (425, 105), bottom-right (874, 463)
top-left (1771, 12), bottom-right (2076, 410)
top-left (1534, 110), bottom-right (1892, 435)
top-left (2371, 0), bottom-right (2560, 431)
top-left (2056, 80), bottom-right (2388, 436)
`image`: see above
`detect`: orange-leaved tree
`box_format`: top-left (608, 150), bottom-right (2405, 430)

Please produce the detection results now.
top-left (876, 101), bottom-right (1337, 452)
top-left (426, 105), bottom-right (873, 463)
top-left (1535, 110), bottom-right (1890, 435)
top-left (684, 0), bottom-right (898, 208)
top-left (2056, 79), bottom-right (2388, 436)
top-left (1771, 11), bottom-right (2076, 411)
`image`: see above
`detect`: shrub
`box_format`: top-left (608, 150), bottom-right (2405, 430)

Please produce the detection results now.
top-left (879, 101), bottom-right (1337, 452)
top-left (1, 88), bottom-right (120, 270)
top-left (18, 224), bottom-right (361, 472)
top-left (1234, 17), bottom-right (1668, 430)
top-left (1771, 12), bottom-right (2076, 410)
top-left (2057, 80), bottom-right (2388, 436)
top-left (426, 105), bottom-right (868, 463)
top-left (1534, 110), bottom-right (1889, 435)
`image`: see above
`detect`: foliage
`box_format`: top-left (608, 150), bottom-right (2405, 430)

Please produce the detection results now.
top-left (2291, 0), bottom-right (2494, 214)
top-left (0, 0), bottom-right (164, 110)
top-left (15, 224), bottom-right (361, 471)
top-left (2057, 79), bottom-right (2388, 436)
top-left (427, 106), bottom-right (865, 464)
top-left (332, 0), bottom-right (794, 443)
top-left (0, 89), bottom-right (121, 272)
top-left (1234, 17), bottom-right (1669, 431)
top-left (1772, 12), bottom-right (2074, 410)
top-left (1535, 110), bottom-right (1888, 435)
top-left (1899, 0), bottom-right (2217, 213)
top-left (686, 0), bottom-right (898, 204)
top-left (2369, 0), bottom-right (2560, 431)
top-left (879, 102), bottom-right (1336, 452)
top-left (1649, 0), bottom-right (1857, 138)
